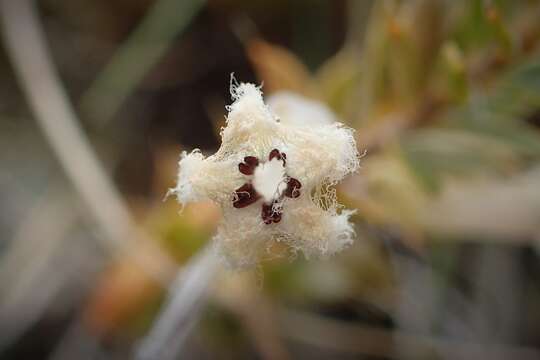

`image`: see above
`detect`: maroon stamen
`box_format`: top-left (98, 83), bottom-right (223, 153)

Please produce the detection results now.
top-left (284, 177), bottom-right (302, 198)
top-left (244, 156), bottom-right (259, 168)
top-left (268, 149), bottom-right (280, 161)
top-left (233, 183), bottom-right (261, 208)
top-left (234, 149), bottom-right (301, 224)
top-left (238, 156), bottom-right (259, 175)
top-left (261, 201), bottom-right (282, 224)
top-left (268, 149), bottom-right (286, 166)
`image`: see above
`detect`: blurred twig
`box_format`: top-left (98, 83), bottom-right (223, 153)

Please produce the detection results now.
top-left (280, 307), bottom-right (540, 359)
top-left (421, 165), bottom-right (540, 240)
top-left (214, 272), bottom-right (291, 360)
top-left (1, 3), bottom-right (226, 358)
top-left (80, 0), bottom-right (205, 126)
top-left (353, 0), bottom-right (393, 126)
top-left (0, 189), bottom-right (76, 352)
top-left (0, 0), bottom-right (221, 354)
top-left (49, 320), bottom-right (107, 360)
top-left (345, 0), bottom-right (376, 51)
top-left (0, 188), bottom-right (73, 298)
top-left (0, 0), bottom-right (176, 284)
top-left (49, 244), bottom-right (219, 360)
top-left (136, 245), bottom-right (219, 360)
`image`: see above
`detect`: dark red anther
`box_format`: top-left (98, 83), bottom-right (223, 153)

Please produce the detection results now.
top-left (284, 177), bottom-right (302, 198)
top-left (234, 150), bottom-right (299, 222)
top-left (269, 149), bottom-right (280, 161)
top-left (233, 183), bottom-right (261, 208)
top-left (268, 149), bottom-right (286, 166)
top-left (261, 201), bottom-right (282, 224)
top-left (261, 203), bottom-right (272, 224)
top-left (238, 163), bottom-right (251, 175)
top-left (244, 156), bottom-right (259, 168)
top-left (238, 156), bottom-right (259, 175)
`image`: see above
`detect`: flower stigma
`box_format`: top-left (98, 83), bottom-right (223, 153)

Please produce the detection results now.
top-left (252, 157), bottom-right (287, 203)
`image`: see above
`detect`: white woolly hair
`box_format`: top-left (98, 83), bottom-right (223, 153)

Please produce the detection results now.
top-left (171, 82), bottom-right (360, 268)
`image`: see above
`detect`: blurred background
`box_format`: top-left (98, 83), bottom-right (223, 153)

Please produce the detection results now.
top-left (1, 0), bottom-right (540, 359)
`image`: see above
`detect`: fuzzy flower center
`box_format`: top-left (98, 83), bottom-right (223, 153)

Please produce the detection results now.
top-left (252, 158), bottom-right (287, 202)
top-left (233, 149), bottom-right (301, 224)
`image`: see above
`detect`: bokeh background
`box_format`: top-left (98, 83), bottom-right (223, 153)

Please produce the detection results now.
top-left (1, 0), bottom-right (540, 359)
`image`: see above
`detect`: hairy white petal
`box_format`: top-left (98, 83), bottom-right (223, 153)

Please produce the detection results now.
top-left (220, 83), bottom-right (278, 158)
top-left (172, 150), bottom-right (241, 205)
top-left (268, 91), bottom-right (359, 186)
top-left (280, 197), bottom-right (356, 258)
top-left (267, 91), bottom-right (336, 127)
top-left (282, 123), bottom-right (359, 189)
top-left (214, 205), bottom-right (274, 268)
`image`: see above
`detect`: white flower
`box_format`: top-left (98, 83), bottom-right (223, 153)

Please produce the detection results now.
top-left (172, 82), bottom-right (360, 268)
